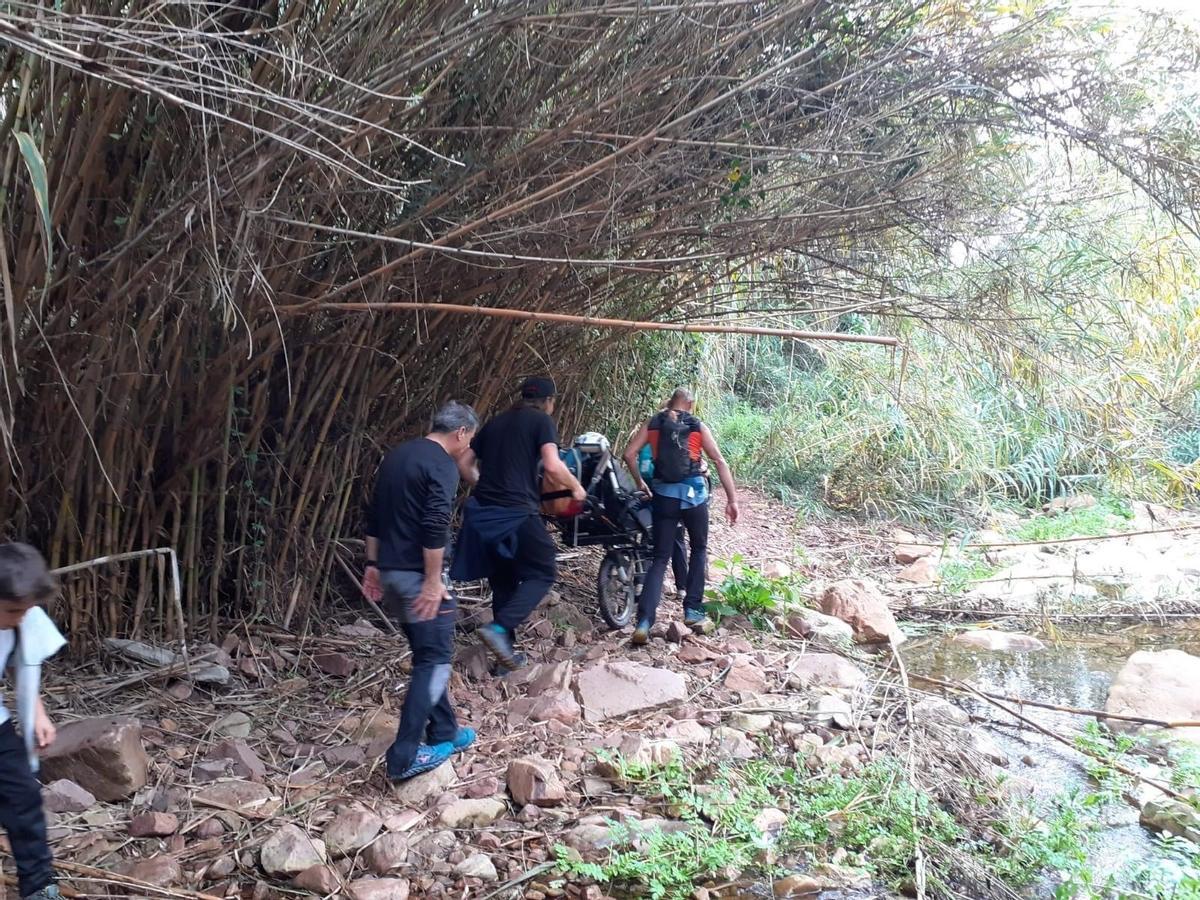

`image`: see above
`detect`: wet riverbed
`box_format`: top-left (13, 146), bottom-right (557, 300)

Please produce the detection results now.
top-left (903, 622), bottom-right (1200, 889)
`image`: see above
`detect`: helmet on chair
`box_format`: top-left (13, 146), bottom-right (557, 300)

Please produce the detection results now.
top-left (573, 432), bottom-right (611, 455)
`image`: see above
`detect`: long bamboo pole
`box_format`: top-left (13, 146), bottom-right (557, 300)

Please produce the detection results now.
top-left (291, 301), bottom-right (901, 348)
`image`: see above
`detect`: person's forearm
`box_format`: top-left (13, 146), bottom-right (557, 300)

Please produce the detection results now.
top-left (365, 536), bottom-right (380, 563)
top-left (716, 462), bottom-right (737, 503)
top-left (623, 451), bottom-right (642, 485)
top-left (551, 456), bottom-right (583, 488)
top-left (422, 547), bottom-right (445, 584)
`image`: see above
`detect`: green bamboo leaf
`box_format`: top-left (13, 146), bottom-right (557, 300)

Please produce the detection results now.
top-left (14, 131), bottom-right (53, 272)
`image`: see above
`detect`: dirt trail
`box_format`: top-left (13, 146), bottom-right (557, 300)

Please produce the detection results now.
top-left (23, 489), bottom-right (1024, 899)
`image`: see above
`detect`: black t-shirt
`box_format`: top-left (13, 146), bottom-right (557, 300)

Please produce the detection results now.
top-left (471, 406), bottom-right (558, 511)
top-left (365, 437), bottom-right (459, 572)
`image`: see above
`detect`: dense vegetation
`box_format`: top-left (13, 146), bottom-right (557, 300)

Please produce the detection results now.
top-left (0, 0), bottom-right (1197, 633)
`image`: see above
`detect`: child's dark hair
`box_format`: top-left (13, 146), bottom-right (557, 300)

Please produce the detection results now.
top-left (0, 542), bottom-right (56, 603)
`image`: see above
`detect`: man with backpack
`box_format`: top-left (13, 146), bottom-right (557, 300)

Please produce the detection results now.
top-left (451, 377), bottom-right (586, 672)
top-left (623, 388), bottom-right (739, 644)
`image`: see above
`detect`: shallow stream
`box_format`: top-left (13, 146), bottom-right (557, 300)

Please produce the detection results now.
top-left (903, 623), bottom-right (1200, 889)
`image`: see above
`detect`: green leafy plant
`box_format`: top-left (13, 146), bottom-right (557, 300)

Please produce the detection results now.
top-left (1012, 496), bottom-right (1135, 542)
top-left (704, 554), bottom-right (806, 628)
top-left (937, 554), bottom-right (999, 596)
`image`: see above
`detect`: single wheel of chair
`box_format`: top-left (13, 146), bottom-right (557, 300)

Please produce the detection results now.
top-left (597, 549), bottom-right (637, 629)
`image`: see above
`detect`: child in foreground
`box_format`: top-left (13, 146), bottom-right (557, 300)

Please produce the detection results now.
top-left (0, 542), bottom-right (66, 900)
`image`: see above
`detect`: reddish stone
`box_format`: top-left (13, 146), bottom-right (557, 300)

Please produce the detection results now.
top-left (129, 812), bottom-right (179, 838)
top-left (315, 651), bottom-right (358, 678)
top-left (40, 718), bottom-right (150, 802)
top-left (208, 740), bottom-right (267, 782)
top-left (507, 757), bottom-right (566, 808)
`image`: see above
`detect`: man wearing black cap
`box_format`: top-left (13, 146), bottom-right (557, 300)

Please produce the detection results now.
top-left (451, 377), bottom-right (585, 671)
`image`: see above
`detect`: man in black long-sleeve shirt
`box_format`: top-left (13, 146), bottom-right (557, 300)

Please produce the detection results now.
top-left (363, 401), bottom-right (480, 782)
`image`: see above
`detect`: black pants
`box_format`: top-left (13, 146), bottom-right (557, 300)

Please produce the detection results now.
top-left (638, 495), bottom-right (709, 626)
top-left (671, 526), bottom-right (688, 587)
top-left (382, 572), bottom-right (459, 775)
top-left (0, 720), bottom-right (54, 898)
top-left (489, 516), bottom-right (558, 640)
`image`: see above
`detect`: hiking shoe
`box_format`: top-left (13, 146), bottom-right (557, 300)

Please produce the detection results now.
top-left (684, 609), bottom-right (707, 627)
top-left (450, 727), bottom-right (476, 753)
top-left (631, 620), bottom-right (651, 646)
top-left (387, 742), bottom-right (453, 782)
top-left (490, 651), bottom-right (528, 677)
top-left (23, 886), bottom-right (62, 900)
top-left (479, 623), bottom-right (521, 672)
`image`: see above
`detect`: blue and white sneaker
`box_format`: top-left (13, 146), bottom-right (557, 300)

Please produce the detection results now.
top-left (387, 742), bottom-right (453, 782)
top-left (684, 608), bottom-right (707, 627)
top-left (450, 727), bottom-right (476, 753)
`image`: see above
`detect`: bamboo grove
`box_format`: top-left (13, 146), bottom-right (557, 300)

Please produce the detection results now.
top-left (0, 0), bottom-right (1195, 641)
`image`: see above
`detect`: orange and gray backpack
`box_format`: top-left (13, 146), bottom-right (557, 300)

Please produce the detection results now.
top-left (647, 410), bottom-right (703, 483)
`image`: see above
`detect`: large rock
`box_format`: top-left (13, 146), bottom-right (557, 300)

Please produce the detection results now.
top-left (214, 712), bottom-right (252, 739)
top-left (40, 717), bottom-right (150, 802)
top-left (952, 630), bottom-right (1045, 652)
top-left (507, 757), bottom-right (566, 808)
top-left (819, 579), bottom-right (905, 645)
top-left (324, 809), bottom-right (383, 857)
top-left (42, 779), bottom-right (97, 814)
top-left (261, 824), bottom-right (327, 876)
top-left (664, 719), bottom-right (711, 746)
top-left (438, 798), bottom-right (507, 828)
top-left (363, 833), bottom-right (409, 874)
top-left (1105, 650), bottom-right (1200, 742)
top-left (349, 878), bottom-right (410, 900)
top-left (1141, 798), bottom-right (1200, 842)
top-left (784, 610), bottom-right (854, 648)
top-left (787, 653), bottom-right (866, 690)
top-left (508, 690), bottom-right (582, 725)
top-left (575, 661), bottom-right (686, 722)
top-left (389, 762), bottom-right (456, 806)
top-left (294, 865), bottom-right (340, 894)
top-left (116, 855), bottom-right (183, 888)
top-left (712, 727), bottom-right (756, 760)
top-left (724, 658), bottom-right (769, 695)
top-left (129, 812), bottom-right (179, 837)
top-left (913, 697), bottom-right (970, 727)
top-left (526, 661), bottom-right (573, 697)
top-left (897, 557), bottom-right (938, 585)
top-left (812, 695), bottom-right (853, 730)
top-left (455, 854), bottom-right (499, 881)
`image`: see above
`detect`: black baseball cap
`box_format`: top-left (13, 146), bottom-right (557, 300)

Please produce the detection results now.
top-left (520, 376), bottom-right (556, 399)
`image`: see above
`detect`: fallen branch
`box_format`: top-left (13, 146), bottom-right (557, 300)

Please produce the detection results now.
top-left (52, 548), bottom-right (188, 661)
top-left (52, 859), bottom-right (225, 900)
top-left (90, 649), bottom-right (220, 700)
top-left (958, 683), bottom-right (1188, 803)
top-left (478, 861), bottom-right (557, 900)
top-left (333, 554), bottom-right (399, 635)
top-left (909, 671), bottom-right (1200, 730)
top-left (899, 522), bottom-right (1200, 551)
top-left (290, 301), bottom-right (902, 348)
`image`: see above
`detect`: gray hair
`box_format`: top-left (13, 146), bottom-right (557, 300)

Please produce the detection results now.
top-left (669, 387), bottom-right (694, 406)
top-left (431, 400), bottom-right (480, 434)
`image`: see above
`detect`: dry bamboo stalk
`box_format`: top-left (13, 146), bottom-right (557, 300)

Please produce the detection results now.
top-left (296, 301), bottom-right (901, 348)
top-left (899, 522), bottom-right (1200, 550)
top-left (960, 684), bottom-right (1188, 803)
top-left (909, 672), bottom-right (1200, 729)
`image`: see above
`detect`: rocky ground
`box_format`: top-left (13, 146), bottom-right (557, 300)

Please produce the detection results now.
top-left (11, 489), bottom-right (1200, 900)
